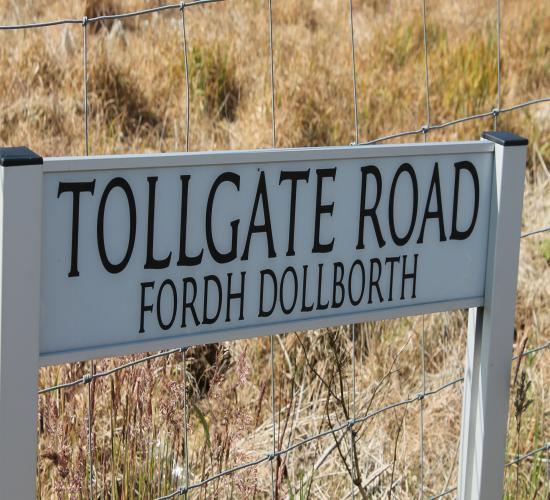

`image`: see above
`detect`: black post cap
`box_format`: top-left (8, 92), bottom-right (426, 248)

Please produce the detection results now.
top-left (0, 147), bottom-right (43, 167)
top-left (481, 131), bottom-right (528, 147)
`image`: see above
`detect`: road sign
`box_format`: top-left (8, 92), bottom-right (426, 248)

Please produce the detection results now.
top-left (38, 141), bottom-right (493, 363)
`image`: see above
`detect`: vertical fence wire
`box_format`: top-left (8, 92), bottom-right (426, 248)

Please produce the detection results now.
top-left (347, 1), bottom-right (359, 492)
top-left (267, 1), bottom-right (278, 496)
top-left (495, 0), bottom-right (501, 130)
top-left (545, 370), bottom-right (549, 499)
top-left (82, 16), bottom-right (94, 497)
top-left (270, 335), bottom-right (277, 499)
top-left (420, 1), bottom-right (429, 489)
top-left (348, 0), bottom-right (359, 145)
top-left (350, 324), bottom-right (357, 498)
top-left (421, 0), bottom-right (430, 143)
top-left (82, 17), bottom-right (89, 156)
top-left (182, 348), bottom-right (190, 498)
top-left (419, 315), bottom-right (426, 499)
top-left (268, 0), bottom-right (276, 149)
top-left (87, 369), bottom-right (94, 499)
top-left (180, 3), bottom-right (190, 152)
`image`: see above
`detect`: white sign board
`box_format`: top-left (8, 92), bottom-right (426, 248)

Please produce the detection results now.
top-left (39, 142), bottom-right (494, 363)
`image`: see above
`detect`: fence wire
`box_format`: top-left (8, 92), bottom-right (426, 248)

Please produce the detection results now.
top-left (363, 97), bottom-right (550, 146)
top-left (37, 325), bottom-right (550, 499)
top-left (0, 0), bottom-right (223, 30)
top-left (3, 0), bottom-right (548, 497)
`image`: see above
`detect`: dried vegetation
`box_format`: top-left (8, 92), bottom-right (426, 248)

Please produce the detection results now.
top-left (0, 0), bottom-right (549, 498)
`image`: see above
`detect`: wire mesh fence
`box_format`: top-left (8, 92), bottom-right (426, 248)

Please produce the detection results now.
top-left (37, 317), bottom-right (550, 498)
top-left (1, 0), bottom-right (549, 498)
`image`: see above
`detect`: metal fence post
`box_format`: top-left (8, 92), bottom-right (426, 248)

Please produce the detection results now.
top-left (458, 131), bottom-right (528, 500)
top-left (0, 147), bottom-right (43, 498)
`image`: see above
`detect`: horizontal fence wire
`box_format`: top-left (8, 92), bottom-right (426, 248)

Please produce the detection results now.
top-left (362, 97), bottom-right (550, 146)
top-left (429, 486), bottom-right (457, 500)
top-left (522, 225), bottom-right (550, 239)
top-left (38, 348), bottom-right (182, 394)
top-left (516, 340), bottom-right (550, 358)
top-left (506, 442), bottom-right (550, 467)
top-left (0, 0), bottom-right (223, 30)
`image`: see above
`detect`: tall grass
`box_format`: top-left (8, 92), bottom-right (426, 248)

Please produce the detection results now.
top-left (0, 0), bottom-right (548, 497)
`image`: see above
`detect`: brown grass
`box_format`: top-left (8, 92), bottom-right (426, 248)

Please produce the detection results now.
top-left (1, 0), bottom-right (549, 498)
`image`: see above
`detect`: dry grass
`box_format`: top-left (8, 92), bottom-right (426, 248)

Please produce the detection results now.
top-left (0, 0), bottom-right (549, 498)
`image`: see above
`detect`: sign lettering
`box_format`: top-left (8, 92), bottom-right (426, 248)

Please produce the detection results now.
top-left (40, 143), bottom-right (493, 362)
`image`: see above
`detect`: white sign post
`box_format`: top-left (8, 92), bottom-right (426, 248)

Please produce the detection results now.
top-left (0, 148), bottom-right (42, 500)
top-left (0, 132), bottom-right (527, 498)
top-left (458, 132), bottom-right (528, 500)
